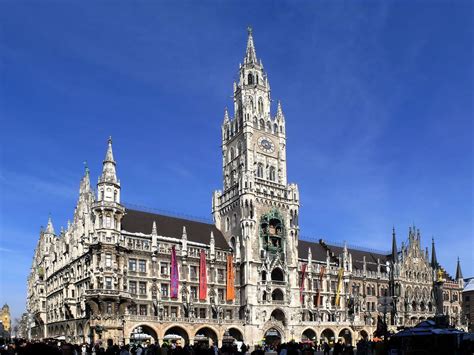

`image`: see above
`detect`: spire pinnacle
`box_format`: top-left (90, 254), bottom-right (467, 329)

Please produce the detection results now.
top-left (391, 227), bottom-right (398, 263)
top-left (245, 26), bottom-right (257, 64)
top-left (455, 257), bottom-right (463, 280)
top-left (431, 237), bottom-right (438, 268)
top-left (100, 137), bottom-right (117, 183)
top-left (223, 107), bottom-right (230, 122)
top-left (276, 100), bottom-right (284, 120)
top-left (45, 215), bottom-right (55, 235)
top-left (182, 226), bottom-right (187, 239)
top-left (151, 221), bottom-right (157, 236)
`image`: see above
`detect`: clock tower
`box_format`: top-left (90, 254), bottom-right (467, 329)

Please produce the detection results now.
top-left (212, 28), bottom-right (300, 335)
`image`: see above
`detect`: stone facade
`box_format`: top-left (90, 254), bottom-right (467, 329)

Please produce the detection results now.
top-left (27, 29), bottom-right (465, 347)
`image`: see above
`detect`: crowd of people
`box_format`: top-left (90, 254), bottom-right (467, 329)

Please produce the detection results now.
top-left (0, 338), bottom-right (377, 355)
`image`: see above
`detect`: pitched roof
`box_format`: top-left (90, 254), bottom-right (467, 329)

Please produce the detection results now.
top-left (121, 209), bottom-right (230, 249)
top-left (298, 238), bottom-right (389, 272)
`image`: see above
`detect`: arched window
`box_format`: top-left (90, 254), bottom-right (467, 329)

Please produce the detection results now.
top-left (261, 271), bottom-right (267, 281)
top-left (259, 119), bottom-right (264, 130)
top-left (230, 147), bottom-right (235, 160)
top-left (266, 121), bottom-right (271, 132)
top-left (113, 190), bottom-right (117, 202)
top-left (273, 124), bottom-right (278, 134)
top-left (256, 163), bottom-right (263, 178)
top-left (250, 98), bottom-right (254, 112)
top-left (258, 98), bottom-right (263, 114)
top-left (248, 73), bottom-right (254, 85)
top-left (253, 117), bottom-right (258, 128)
top-left (237, 141), bottom-right (242, 155)
top-left (271, 268), bottom-right (284, 281)
top-left (233, 213), bottom-right (237, 228)
top-left (269, 166), bottom-right (276, 181)
top-left (225, 217), bottom-right (230, 231)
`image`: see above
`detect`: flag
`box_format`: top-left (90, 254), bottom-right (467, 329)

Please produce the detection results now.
top-left (300, 264), bottom-right (307, 304)
top-left (170, 245), bottom-right (179, 298)
top-left (226, 254), bottom-right (235, 301)
top-left (335, 267), bottom-right (344, 307)
top-left (199, 250), bottom-right (207, 300)
top-left (315, 266), bottom-right (325, 307)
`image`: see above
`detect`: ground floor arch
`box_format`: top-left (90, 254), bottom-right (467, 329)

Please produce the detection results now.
top-left (301, 328), bottom-right (317, 343)
top-left (264, 328), bottom-right (282, 348)
top-left (359, 330), bottom-right (369, 340)
top-left (164, 326), bottom-right (190, 345)
top-left (195, 326), bottom-right (218, 346)
top-left (338, 328), bottom-right (352, 346)
top-left (227, 327), bottom-right (243, 341)
top-left (320, 328), bottom-right (335, 345)
top-left (130, 325), bottom-right (158, 344)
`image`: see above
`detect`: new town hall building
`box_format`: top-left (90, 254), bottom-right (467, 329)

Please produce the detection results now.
top-left (27, 30), bottom-right (465, 347)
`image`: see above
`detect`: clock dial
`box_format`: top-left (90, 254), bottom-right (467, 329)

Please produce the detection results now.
top-left (258, 136), bottom-right (275, 153)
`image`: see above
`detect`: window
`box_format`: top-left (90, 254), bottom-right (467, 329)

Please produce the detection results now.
top-left (129, 304), bottom-right (137, 315)
top-left (105, 253), bottom-right (112, 267)
top-left (248, 73), bottom-right (254, 85)
top-left (139, 282), bottom-right (147, 295)
top-left (258, 98), bottom-right (263, 114)
top-left (129, 281), bottom-right (137, 294)
top-left (106, 215), bottom-right (111, 228)
top-left (199, 308), bottom-right (206, 318)
top-left (256, 163), bottom-right (263, 178)
top-left (269, 166), bottom-right (276, 181)
top-left (171, 307), bottom-right (178, 318)
top-left (225, 310), bottom-right (233, 320)
top-left (161, 283), bottom-right (169, 297)
top-left (160, 262), bottom-right (169, 276)
top-left (106, 302), bottom-right (112, 314)
top-left (138, 260), bottom-right (146, 273)
top-left (225, 217), bottom-right (230, 232)
top-left (218, 289), bottom-right (225, 302)
top-left (139, 305), bottom-right (147, 316)
top-left (190, 286), bottom-right (197, 300)
top-left (105, 277), bottom-right (112, 290)
top-left (217, 269), bottom-right (225, 282)
top-left (190, 265), bottom-right (198, 280)
top-left (129, 259), bottom-right (137, 272)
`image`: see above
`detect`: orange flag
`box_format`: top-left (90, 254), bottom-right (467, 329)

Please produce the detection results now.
top-left (226, 254), bottom-right (235, 301)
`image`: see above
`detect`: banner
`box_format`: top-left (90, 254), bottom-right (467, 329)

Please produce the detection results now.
top-left (335, 267), bottom-right (344, 307)
top-left (315, 266), bottom-right (325, 307)
top-left (226, 254), bottom-right (235, 301)
top-left (199, 249), bottom-right (207, 300)
top-left (170, 245), bottom-right (179, 298)
top-left (300, 264), bottom-right (307, 304)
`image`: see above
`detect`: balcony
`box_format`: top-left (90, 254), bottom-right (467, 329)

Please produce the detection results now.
top-left (125, 315), bottom-right (239, 325)
top-left (85, 289), bottom-right (131, 299)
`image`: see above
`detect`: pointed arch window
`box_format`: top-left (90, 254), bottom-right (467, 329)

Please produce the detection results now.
top-left (259, 119), bottom-right (264, 130)
top-left (258, 98), bottom-right (263, 114)
top-left (273, 124), bottom-right (278, 134)
top-left (269, 166), bottom-right (276, 181)
top-left (230, 147), bottom-right (235, 160)
top-left (248, 73), bottom-right (254, 85)
top-left (256, 163), bottom-right (264, 178)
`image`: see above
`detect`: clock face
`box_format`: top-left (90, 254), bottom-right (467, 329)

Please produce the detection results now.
top-left (258, 136), bottom-right (275, 153)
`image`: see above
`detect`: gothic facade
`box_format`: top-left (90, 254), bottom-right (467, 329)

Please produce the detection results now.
top-left (27, 29), bottom-right (465, 347)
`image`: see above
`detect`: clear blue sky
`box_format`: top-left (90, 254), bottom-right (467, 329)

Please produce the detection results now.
top-left (0, 1), bottom-right (472, 321)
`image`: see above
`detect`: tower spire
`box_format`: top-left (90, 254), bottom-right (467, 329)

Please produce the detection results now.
top-left (45, 215), bottom-right (55, 235)
top-left (391, 226), bottom-right (398, 263)
top-left (245, 26), bottom-right (257, 64)
top-left (431, 237), bottom-right (438, 268)
top-left (455, 257), bottom-right (463, 280)
top-left (100, 136), bottom-right (117, 183)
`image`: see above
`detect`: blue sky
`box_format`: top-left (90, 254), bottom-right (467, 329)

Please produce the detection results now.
top-left (0, 1), bottom-right (472, 320)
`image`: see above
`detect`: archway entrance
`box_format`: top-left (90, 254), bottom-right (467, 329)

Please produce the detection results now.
top-left (227, 328), bottom-right (243, 341)
top-left (164, 326), bottom-right (189, 345)
top-left (264, 328), bottom-right (281, 348)
top-left (195, 327), bottom-right (218, 346)
top-left (359, 330), bottom-right (368, 340)
top-left (320, 329), bottom-right (335, 346)
top-left (301, 328), bottom-right (317, 343)
top-left (130, 325), bottom-right (158, 345)
top-left (338, 328), bottom-right (352, 346)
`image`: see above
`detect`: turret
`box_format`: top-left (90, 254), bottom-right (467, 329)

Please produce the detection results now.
top-left (210, 231), bottom-right (215, 260)
top-left (181, 226), bottom-right (188, 257)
